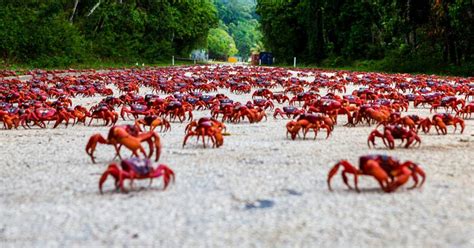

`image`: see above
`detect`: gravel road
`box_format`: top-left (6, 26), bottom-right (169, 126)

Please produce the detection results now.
top-left (1, 68), bottom-right (473, 247)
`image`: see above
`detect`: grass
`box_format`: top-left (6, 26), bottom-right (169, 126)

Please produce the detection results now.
top-left (2, 58), bottom-right (472, 78)
top-left (277, 64), bottom-right (473, 77)
top-left (274, 59), bottom-right (473, 77)
top-left (0, 59), bottom-right (204, 75)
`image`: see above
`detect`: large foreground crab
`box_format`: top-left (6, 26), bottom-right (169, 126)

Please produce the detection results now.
top-left (99, 157), bottom-right (175, 193)
top-left (327, 155), bottom-right (426, 193)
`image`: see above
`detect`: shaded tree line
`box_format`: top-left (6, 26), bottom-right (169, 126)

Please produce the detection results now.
top-left (0, 0), bottom-right (218, 67)
top-left (257, 0), bottom-right (474, 74)
top-left (209, 0), bottom-right (262, 60)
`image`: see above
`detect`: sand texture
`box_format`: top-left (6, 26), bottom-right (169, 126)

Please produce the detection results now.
top-left (1, 68), bottom-right (473, 247)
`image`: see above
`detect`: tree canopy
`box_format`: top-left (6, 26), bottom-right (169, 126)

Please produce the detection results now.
top-left (0, 0), bottom-right (218, 66)
top-left (207, 26), bottom-right (238, 59)
top-left (211, 0), bottom-right (263, 60)
top-left (257, 0), bottom-right (474, 74)
top-left (1, 0), bottom-right (472, 75)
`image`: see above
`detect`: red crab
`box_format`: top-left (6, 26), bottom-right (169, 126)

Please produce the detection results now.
top-left (286, 119), bottom-right (331, 140)
top-left (20, 107), bottom-right (71, 129)
top-left (86, 125), bottom-right (161, 163)
top-left (368, 124), bottom-right (421, 149)
top-left (271, 93), bottom-right (290, 104)
top-left (120, 104), bottom-right (155, 120)
top-left (297, 113), bottom-right (335, 131)
top-left (71, 105), bottom-right (89, 125)
top-left (327, 155), bottom-right (426, 193)
top-left (273, 106), bottom-right (305, 119)
top-left (431, 113), bottom-right (465, 134)
top-left (389, 114), bottom-right (427, 131)
top-left (456, 102), bottom-right (473, 119)
top-left (251, 99), bottom-right (274, 110)
top-left (430, 96), bottom-right (465, 113)
top-left (99, 158), bottom-right (175, 193)
top-left (0, 110), bottom-right (20, 129)
top-left (135, 115), bottom-right (171, 132)
top-left (88, 104), bottom-right (118, 126)
top-left (164, 101), bottom-right (193, 122)
top-left (252, 88), bottom-right (274, 99)
top-left (183, 117), bottom-right (225, 148)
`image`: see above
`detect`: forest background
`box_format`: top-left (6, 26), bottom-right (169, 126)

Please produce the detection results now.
top-left (0, 0), bottom-right (472, 76)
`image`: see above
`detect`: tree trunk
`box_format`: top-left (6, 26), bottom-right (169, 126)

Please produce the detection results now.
top-left (455, 42), bottom-right (461, 65)
top-left (448, 39), bottom-right (457, 64)
top-left (443, 41), bottom-right (448, 63)
top-left (87, 0), bottom-right (101, 17)
top-left (307, 0), bottom-right (325, 62)
top-left (69, 0), bottom-right (79, 23)
top-left (316, 6), bottom-right (325, 60)
top-left (406, 0), bottom-right (416, 47)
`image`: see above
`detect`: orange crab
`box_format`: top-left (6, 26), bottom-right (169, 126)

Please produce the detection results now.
top-left (86, 125), bottom-right (161, 163)
top-left (135, 115), bottom-right (171, 132)
top-left (99, 157), bottom-right (174, 193)
top-left (328, 155), bottom-right (426, 193)
top-left (183, 117), bottom-right (226, 148)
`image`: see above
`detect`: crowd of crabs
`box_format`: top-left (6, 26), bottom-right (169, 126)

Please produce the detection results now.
top-left (1, 66), bottom-right (472, 193)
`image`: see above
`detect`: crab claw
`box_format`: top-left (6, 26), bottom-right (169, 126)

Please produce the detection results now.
top-left (154, 164), bottom-right (175, 190)
top-left (86, 134), bottom-right (109, 163)
top-left (99, 164), bottom-right (120, 194)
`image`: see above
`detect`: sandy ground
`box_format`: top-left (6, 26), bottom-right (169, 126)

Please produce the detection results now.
top-left (1, 69), bottom-right (474, 247)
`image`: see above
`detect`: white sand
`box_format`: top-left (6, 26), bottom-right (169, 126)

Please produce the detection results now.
top-left (1, 68), bottom-right (473, 247)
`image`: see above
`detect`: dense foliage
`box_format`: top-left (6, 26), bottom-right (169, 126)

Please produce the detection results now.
top-left (0, 0), bottom-right (218, 67)
top-left (207, 26), bottom-right (238, 59)
top-left (257, 0), bottom-right (474, 75)
top-left (212, 0), bottom-right (263, 60)
top-left (2, 0), bottom-right (472, 75)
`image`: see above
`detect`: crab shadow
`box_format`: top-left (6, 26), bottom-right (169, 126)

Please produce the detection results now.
top-left (331, 187), bottom-right (416, 194)
top-left (369, 143), bottom-right (421, 150)
top-left (284, 136), bottom-right (331, 142)
top-left (98, 185), bottom-right (170, 196)
top-left (284, 188), bottom-right (303, 196)
top-left (244, 199), bottom-right (275, 210)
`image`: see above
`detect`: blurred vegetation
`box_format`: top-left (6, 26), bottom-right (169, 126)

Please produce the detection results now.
top-left (210, 0), bottom-right (263, 60)
top-left (257, 0), bottom-right (474, 76)
top-left (1, 0), bottom-right (472, 76)
top-left (0, 0), bottom-right (218, 67)
top-left (207, 25), bottom-right (239, 60)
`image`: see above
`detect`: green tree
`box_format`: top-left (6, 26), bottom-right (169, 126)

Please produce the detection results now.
top-left (0, 0), bottom-right (219, 66)
top-left (207, 27), bottom-right (238, 59)
top-left (214, 0), bottom-right (263, 59)
top-left (257, 0), bottom-right (473, 74)
top-left (228, 19), bottom-right (261, 60)
top-left (256, 1), bottom-right (304, 63)
top-left (0, 1), bottom-right (86, 66)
